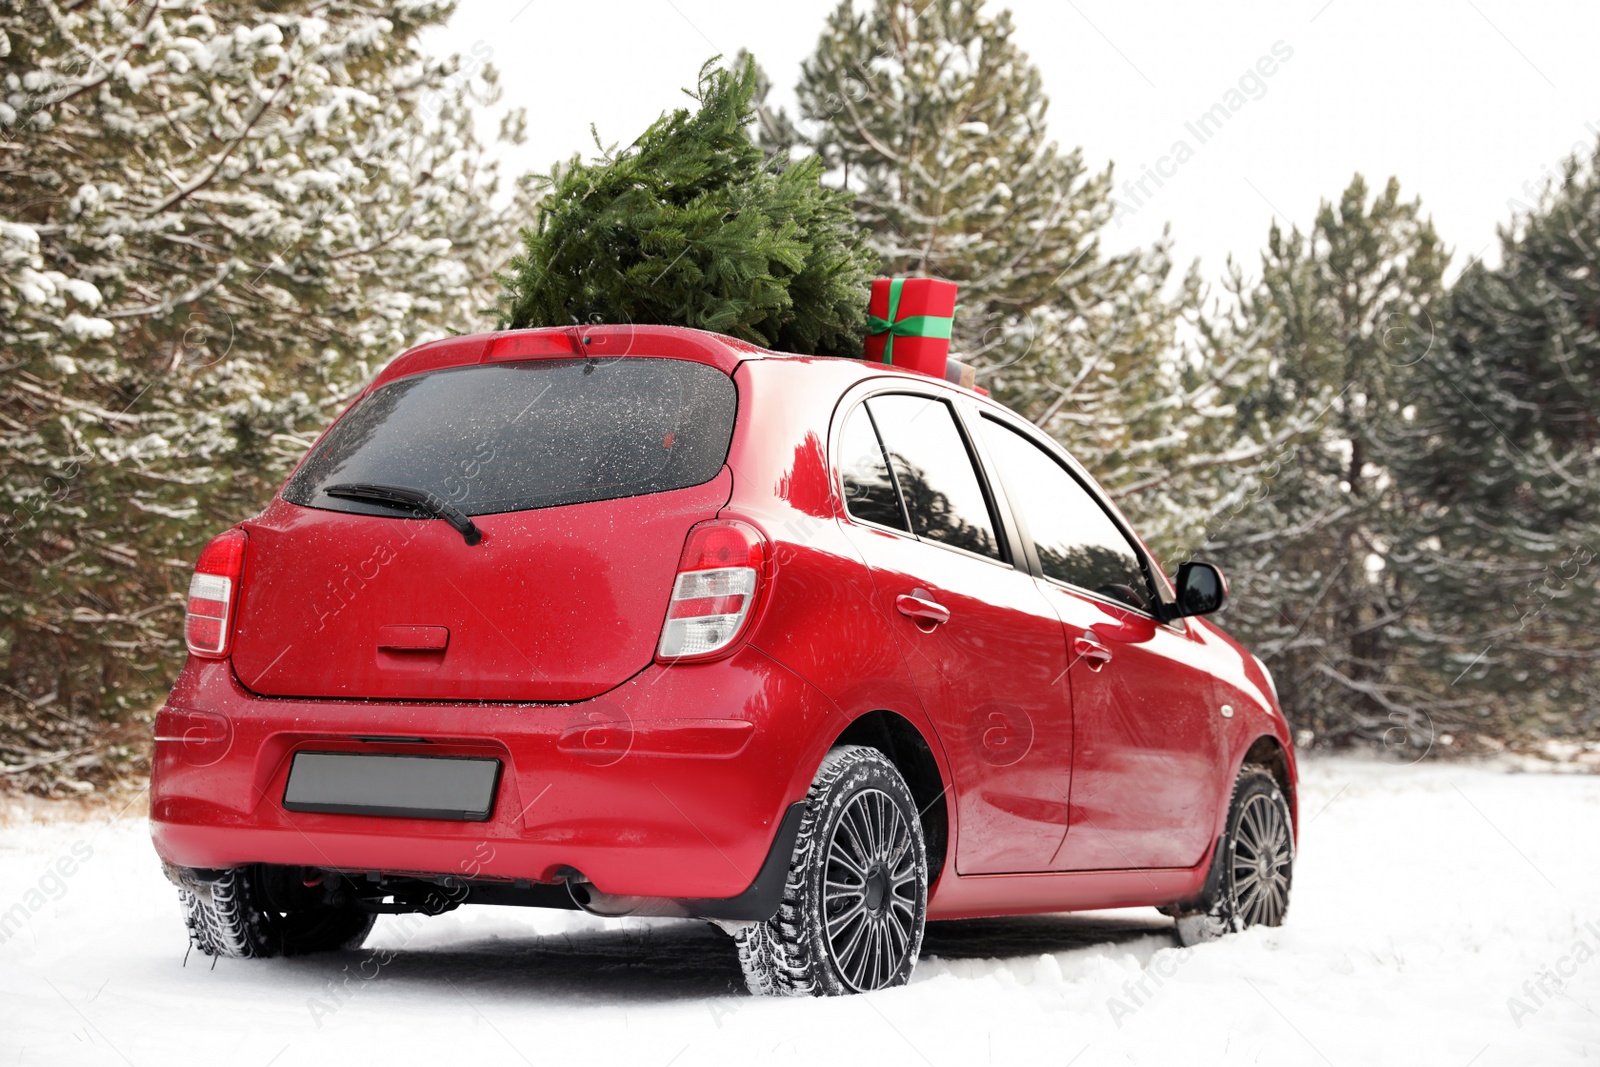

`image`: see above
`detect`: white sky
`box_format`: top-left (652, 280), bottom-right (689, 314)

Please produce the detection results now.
top-left (425, 0), bottom-right (1600, 288)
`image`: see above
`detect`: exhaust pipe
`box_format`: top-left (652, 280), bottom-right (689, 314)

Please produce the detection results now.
top-left (565, 876), bottom-right (690, 918)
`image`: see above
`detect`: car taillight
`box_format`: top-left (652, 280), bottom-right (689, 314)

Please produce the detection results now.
top-left (657, 519), bottom-right (769, 663)
top-left (485, 330), bottom-right (580, 360)
top-left (184, 528), bottom-right (247, 658)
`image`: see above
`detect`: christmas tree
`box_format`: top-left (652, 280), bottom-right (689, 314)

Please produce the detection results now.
top-left (497, 57), bottom-right (877, 356)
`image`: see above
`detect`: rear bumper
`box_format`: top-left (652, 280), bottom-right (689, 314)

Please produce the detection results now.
top-left (149, 648), bottom-right (836, 912)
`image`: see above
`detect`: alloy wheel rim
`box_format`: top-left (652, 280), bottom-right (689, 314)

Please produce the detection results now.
top-left (822, 787), bottom-right (919, 991)
top-left (1231, 792), bottom-right (1292, 926)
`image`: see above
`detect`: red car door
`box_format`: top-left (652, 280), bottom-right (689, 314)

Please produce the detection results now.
top-left (976, 414), bottom-right (1226, 872)
top-left (834, 391), bottom-right (1075, 875)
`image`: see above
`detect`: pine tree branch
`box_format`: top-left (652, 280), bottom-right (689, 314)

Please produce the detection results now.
top-left (145, 74), bottom-right (292, 217)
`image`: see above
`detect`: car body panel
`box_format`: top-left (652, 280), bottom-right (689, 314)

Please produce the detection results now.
top-left (818, 379), bottom-right (1077, 876)
top-left (231, 472), bottom-right (731, 703)
top-left (152, 649), bottom-right (825, 901)
top-left (1044, 588), bottom-right (1227, 870)
top-left (845, 525), bottom-right (1077, 875)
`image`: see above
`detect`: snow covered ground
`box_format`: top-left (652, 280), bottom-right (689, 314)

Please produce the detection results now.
top-left (2, 757), bottom-right (1596, 1066)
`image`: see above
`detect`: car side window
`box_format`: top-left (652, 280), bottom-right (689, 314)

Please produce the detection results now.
top-left (980, 417), bottom-right (1156, 613)
top-left (867, 394), bottom-right (1003, 561)
top-left (838, 402), bottom-right (910, 531)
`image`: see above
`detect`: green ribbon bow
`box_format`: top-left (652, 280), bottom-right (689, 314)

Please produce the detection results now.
top-left (865, 278), bottom-right (955, 364)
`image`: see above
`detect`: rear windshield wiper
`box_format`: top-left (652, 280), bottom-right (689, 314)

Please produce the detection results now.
top-left (322, 483), bottom-right (482, 546)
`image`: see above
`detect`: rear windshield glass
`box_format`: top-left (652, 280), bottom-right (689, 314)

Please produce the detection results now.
top-left (282, 357), bottom-right (737, 517)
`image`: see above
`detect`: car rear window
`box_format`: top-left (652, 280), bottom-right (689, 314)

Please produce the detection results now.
top-left (282, 357), bottom-right (737, 517)
top-left (866, 393), bottom-right (1003, 561)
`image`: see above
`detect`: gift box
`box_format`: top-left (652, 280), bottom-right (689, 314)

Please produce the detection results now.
top-left (865, 277), bottom-right (958, 380)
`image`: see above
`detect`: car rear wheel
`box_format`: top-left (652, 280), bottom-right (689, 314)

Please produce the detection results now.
top-left (733, 745), bottom-right (928, 996)
top-left (1174, 764), bottom-right (1294, 946)
top-left (178, 866), bottom-right (376, 959)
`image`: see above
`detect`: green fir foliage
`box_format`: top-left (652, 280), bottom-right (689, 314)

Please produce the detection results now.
top-left (497, 57), bottom-right (878, 356)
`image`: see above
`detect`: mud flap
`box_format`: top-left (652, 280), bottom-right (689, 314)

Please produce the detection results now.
top-left (679, 801), bottom-right (808, 922)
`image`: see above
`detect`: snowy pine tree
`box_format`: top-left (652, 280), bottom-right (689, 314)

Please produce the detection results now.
top-left (1198, 176), bottom-right (1449, 751)
top-left (781, 0), bottom-right (1186, 431)
top-left (0, 1), bottom-right (529, 787)
top-left (1397, 146), bottom-right (1600, 741)
top-left (769, 0), bottom-right (1312, 565)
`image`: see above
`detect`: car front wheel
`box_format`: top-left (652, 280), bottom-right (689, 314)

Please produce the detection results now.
top-left (733, 745), bottom-right (929, 996)
top-left (1175, 764), bottom-right (1295, 946)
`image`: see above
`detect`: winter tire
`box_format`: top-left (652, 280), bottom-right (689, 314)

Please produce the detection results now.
top-left (1174, 764), bottom-right (1294, 947)
top-left (733, 745), bottom-right (929, 996)
top-left (179, 866), bottom-right (376, 959)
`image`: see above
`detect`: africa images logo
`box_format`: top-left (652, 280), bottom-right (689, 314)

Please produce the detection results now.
top-left (1111, 40), bottom-right (1295, 226)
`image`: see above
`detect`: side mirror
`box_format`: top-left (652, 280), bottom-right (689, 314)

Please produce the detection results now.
top-left (1172, 561), bottom-right (1227, 618)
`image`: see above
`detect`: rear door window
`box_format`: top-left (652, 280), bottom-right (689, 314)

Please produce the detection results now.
top-left (865, 394), bottom-right (1003, 561)
top-left (838, 403), bottom-right (910, 531)
top-left (283, 357), bottom-right (736, 517)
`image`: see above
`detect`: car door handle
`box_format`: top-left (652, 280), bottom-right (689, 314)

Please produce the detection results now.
top-left (896, 593), bottom-right (951, 626)
top-left (1074, 636), bottom-right (1113, 671)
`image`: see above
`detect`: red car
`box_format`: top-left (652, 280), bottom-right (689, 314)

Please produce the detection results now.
top-left (151, 325), bottom-right (1296, 995)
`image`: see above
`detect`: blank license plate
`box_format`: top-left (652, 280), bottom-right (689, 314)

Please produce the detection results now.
top-left (283, 752), bottom-right (501, 821)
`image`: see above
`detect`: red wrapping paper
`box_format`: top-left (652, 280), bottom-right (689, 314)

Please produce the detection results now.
top-left (864, 277), bottom-right (959, 379)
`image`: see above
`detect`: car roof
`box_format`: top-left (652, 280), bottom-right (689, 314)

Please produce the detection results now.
top-left (370, 324), bottom-right (993, 401)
